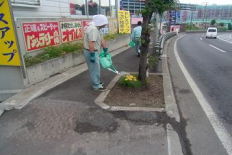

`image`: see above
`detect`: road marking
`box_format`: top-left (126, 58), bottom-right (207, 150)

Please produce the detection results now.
top-left (200, 38), bottom-right (202, 40)
top-left (218, 36), bottom-right (232, 44)
top-left (174, 37), bottom-right (232, 155)
top-left (209, 44), bottom-right (227, 53)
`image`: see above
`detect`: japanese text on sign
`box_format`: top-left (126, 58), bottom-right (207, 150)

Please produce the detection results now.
top-left (0, 0), bottom-right (21, 66)
top-left (118, 11), bottom-right (131, 34)
top-left (60, 21), bottom-right (82, 43)
top-left (23, 22), bottom-right (61, 51)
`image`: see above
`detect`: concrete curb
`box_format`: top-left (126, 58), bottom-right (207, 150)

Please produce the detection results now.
top-left (0, 46), bottom-right (130, 117)
top-left (95, 72), bottom-right (165, 112)
top-left (162, 37), bottom-right (183, 155)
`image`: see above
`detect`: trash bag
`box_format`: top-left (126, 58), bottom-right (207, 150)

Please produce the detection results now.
top-left (99, 51), bottom-right (119, 74)
top-left (128, 41), bottom-right (136, 47)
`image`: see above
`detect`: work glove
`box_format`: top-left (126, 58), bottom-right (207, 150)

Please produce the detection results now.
top-left (90, 52), bottom-right (95, 63)
top-left (103, 48), bottom-right (108, 56)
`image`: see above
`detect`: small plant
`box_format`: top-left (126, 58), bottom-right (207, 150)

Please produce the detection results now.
top-left (148, 54), bottom-right (159, 69)
top-left (119, 74), bottom-right (142, 88)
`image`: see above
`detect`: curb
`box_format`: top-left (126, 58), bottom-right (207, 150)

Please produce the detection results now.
top-left (95, 72), bottom-right (165, 112)
top-left (162, 37), bottom-right (184, 155)
top-left (0, 45), bottom-right (130, 117)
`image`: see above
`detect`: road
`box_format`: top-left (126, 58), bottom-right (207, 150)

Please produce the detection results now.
top-left (171, 33), bottom-right (232, 154)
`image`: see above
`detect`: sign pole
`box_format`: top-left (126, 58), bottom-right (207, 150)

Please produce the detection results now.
top-left (7, 0), bottom-right (26, 78)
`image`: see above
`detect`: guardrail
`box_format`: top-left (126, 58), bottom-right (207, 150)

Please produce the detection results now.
top-left (154, 32), bottom-right (177, 55)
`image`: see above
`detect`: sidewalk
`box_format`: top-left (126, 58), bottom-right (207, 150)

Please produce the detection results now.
top-left (0, 47), bottom-right (171, 155)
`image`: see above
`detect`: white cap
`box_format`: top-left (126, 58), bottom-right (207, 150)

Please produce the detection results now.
top-left (92, 14), bottom-right (108, 26)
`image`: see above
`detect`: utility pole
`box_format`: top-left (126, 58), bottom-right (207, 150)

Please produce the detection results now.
top-left (189, 4), bottom-right (193, 31)
top-left (190, 9), bottom-right (193, 30)
top-left (203, 2), bottom-right (208, 30)
top-left (127, 0), bottom-right (129, 11)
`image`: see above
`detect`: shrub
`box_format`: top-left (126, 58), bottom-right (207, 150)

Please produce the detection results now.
top-left (44, 46), bottom-right (63, 58)
top-left (104, 33), bottom-right (124, 40)
top-left (185, 24), bottom-right (202, 31)
top-left (119, 74), bottom-right (142, 88)
top-left (228, 23), bottom-right (232, 30)
top-left (148, 54), bottom-right (159, 69)
top-left (210, 19), bottom-right (216, 26)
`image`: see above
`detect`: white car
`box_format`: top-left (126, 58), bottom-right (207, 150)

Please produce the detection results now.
top-left (206, 27), bottom-right (217, 39)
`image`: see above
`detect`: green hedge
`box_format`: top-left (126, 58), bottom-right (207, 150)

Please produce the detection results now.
top-left (24, 33), bottom-right (126, 67)
top-left (104, 33), bottom-right (124, 40)
top-left (24, 42), bottom-right (83, 67)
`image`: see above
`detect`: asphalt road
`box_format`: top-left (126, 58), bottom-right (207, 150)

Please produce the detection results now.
top-left (174, 33), bottom-right (232, 154)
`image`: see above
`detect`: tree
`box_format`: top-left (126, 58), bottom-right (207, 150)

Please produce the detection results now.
top-left (210, 19), bottom-right (216, 26)
top-left (219, 22), bottom-right (224, 27)
top-left (228, 23), bottom-right (232, 30)
top-left (138, 0), bottom-right (176, 84)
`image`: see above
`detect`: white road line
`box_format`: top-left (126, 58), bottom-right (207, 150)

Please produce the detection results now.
top-left (218, 36), bottom-right (232, 44)
top-left (200, 38), bottom-right (202, 40)
top-left (174, 36), bottom-right (232, 155)
top-left (209, 44), bottom-right (227, 53)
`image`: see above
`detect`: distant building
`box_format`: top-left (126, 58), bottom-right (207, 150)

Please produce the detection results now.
top-left (120, 0), bottom-right (145, 15)
top-left (172, 3), bottom-right (232, 24)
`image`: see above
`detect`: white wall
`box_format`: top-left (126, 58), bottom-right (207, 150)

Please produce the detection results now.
top-left (12, 0), bottom-right (71, 18)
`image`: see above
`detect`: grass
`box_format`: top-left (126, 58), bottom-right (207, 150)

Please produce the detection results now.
top-left (24, 42), bottom-right (83, 67)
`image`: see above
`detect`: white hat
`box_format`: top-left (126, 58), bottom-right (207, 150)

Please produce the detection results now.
top-left (92, 14), bottom-right (108, 26)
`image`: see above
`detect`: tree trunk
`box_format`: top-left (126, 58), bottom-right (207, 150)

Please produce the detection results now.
top-left (138, 12), bottom-right (152, 84)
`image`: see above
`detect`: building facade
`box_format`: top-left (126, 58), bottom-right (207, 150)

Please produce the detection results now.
top-left (11, 0), bottom-right (118, 18)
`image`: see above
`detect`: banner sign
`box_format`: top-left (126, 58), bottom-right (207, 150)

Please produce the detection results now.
top-left (118, 10), bottom-right (131, 34)
top-left (169, 10), bottom-right (176, 25)
top-left (60, 21), bottom-right (82, 43)
top-left (0, 0), bottom-right (21, 66)
top-left (23, 22), bottom-right (61, 51)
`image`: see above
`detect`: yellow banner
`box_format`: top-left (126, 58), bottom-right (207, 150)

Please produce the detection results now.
top-left (0, 0), bottom-right (21, 66)
top-left (118, 11), bottom-right (131, 34)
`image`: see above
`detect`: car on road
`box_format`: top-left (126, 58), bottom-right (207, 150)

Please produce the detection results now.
top-left (206, 27), bottom-right (217, 39)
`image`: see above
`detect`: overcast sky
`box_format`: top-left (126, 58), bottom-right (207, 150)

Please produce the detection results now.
top-left (179, 0), bottom-right (232, 5)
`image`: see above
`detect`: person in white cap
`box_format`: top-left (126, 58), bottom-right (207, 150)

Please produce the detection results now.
top-left (83, 14), bottom-right (108, 91)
